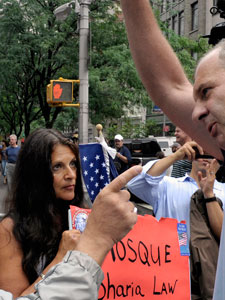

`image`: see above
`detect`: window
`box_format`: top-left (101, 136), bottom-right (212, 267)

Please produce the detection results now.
top-left (160, 0), bottom-right (165, 13)
top-left (178, 11), bottom-right (184, 35)
top-left (172, 14), bottom-right (178, 34)
top-left (158, 141), bottom-right (169, 148)
top-left (167, 18), bottom-right (172, 29)
top-left (191, 1), bottom-right (198, 31)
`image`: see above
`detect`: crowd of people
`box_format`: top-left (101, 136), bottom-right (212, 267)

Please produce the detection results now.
top-left (1, 0), bottom-right (225, 299)
top-left (0, 129), bottom-right (224, 299)
top-left (120, 1), bottom-right (225, 299)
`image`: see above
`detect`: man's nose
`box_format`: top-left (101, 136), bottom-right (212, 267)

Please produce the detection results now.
top-left (192, 102), bottom-right (208, 123)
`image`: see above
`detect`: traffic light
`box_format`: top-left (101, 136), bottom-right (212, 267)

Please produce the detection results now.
top-left (46, 77), bottom-right (80, 105)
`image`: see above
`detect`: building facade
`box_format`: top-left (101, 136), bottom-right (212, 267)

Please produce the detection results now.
top-left (147, 0), bottom-right (224, 135)
top-left (156, 0), bottom-right (223, 41)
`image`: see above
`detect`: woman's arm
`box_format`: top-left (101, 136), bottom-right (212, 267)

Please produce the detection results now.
top-left (20, 229), bottom-right (81, 296)
top-left (0, 217), bottom-right (81, 298)
top-left (0, 218), bottom-right (30, 297)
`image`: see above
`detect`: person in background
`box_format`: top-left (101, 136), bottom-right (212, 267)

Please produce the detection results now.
top-left (190, 157), bottom-right (223, 299)
top-left (171, 127), bottom-right (192, 178)
top-left (170, 142), bottom-right (181, 153)
top-left (155, 151), bottom-right (165, 159)
top-left (127, 141), bottom-right (224, 241)
top-left (0, 164), bottom-right (141, 300)
top-left (1, 140), bottom-right (8, 184)
top-left (114, 134), bottom-right (132, 174)
top-left (127, 141), bottom-right (224, 298)
top-left (5, 134), bottom-right (20, 189)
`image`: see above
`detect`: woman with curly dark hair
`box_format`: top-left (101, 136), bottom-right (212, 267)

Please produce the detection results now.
top-left (0, 128), bottom-right (84, 297)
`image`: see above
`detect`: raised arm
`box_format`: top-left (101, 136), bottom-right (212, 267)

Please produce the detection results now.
top-left (148, 141), bottom-right (202, 176)
top-left (120, 0), bottom-right (222, 160)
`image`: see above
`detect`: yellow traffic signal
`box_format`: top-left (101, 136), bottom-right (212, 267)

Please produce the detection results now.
top-left (46, 77), bottom-right (80, 106)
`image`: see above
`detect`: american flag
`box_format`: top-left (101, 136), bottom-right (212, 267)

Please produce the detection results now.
top-left (79, 143), bottom-right (110, 202)
top-left (178, 232), bottom-right (188, 246)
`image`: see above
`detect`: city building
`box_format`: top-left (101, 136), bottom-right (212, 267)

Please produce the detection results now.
top-left (89, 1), bottom-right (225, 140)
top-left (156, 0), bottom-right (222, 40)
top-left (147, 0), bottom-right (224, 135)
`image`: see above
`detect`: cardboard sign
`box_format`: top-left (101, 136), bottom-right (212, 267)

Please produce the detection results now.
top-left (69, 206), bottom-right (190, 299)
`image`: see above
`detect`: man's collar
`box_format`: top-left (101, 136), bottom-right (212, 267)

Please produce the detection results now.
top-left (176, 173), bottom-right (195, 183)
top-left (177, 173), bottom-right (223, 191)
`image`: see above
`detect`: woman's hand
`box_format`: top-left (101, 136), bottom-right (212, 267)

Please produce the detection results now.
top-left (56, 230), bottom-right (81, 260)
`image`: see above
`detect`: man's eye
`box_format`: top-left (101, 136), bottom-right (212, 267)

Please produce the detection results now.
top-left (202, 87), bottom-right (211, 98)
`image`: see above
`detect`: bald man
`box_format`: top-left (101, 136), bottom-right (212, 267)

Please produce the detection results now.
top-left (120, 1), bottom-right (225, 299)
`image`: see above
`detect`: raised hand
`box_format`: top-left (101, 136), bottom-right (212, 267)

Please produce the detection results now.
top-left (174, 141), bottom-right (203, 161)
top-left (77, 165), bottom-right (142, 265)
top-left (198, 159), bottom-right (220, 198)
top-left (57, 229), bottom-right (81, 260)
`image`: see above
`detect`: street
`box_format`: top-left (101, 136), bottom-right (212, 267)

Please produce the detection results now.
top-left (0, 174), bottom-right (8, 219)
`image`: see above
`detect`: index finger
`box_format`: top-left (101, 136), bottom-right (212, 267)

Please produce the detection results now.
top-left (189, 141), bottom-right (204, 156)
top-left (209, 158), bottom-right (220, 173)
top-left (104, 165), bottom-right (142, 193)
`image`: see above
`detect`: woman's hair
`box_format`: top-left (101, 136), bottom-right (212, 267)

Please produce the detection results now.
top-left (6, 128), bottom-right (84, 283)
top-left (2, 140), bottom-right (8, 147)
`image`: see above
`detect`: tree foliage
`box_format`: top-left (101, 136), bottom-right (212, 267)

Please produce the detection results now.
top-left (0, 0), bottom-right (210, 138)
top-left (89, 1), bottom-right (149, 126)
top-left (0, 0), bottom-right (79, 137)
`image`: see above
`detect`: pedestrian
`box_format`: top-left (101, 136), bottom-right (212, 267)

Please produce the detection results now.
top-left (5, 134), bottom-right (20, 189)
top-left (0, 140), bottom-right (8, 184)
top-left (114, 134), bottom-right (132, 174)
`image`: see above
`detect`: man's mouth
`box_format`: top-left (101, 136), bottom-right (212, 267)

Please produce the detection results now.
top-left (208, 122), bottom-right (217, 137)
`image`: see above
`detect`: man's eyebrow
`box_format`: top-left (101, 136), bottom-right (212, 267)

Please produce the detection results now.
top-left (194, 83), bottom-right (204, 97)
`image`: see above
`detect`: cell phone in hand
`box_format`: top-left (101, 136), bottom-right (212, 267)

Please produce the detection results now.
top-left (193, 146), bottom-right (214, 159)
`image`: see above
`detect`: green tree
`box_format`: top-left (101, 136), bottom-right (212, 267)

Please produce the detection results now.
top-left (0, 0), bottom-right (79, 136)
top-left (89, 1), bottom-right (150, 126)
top-left (0, 0), bottom-right (210, 138)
